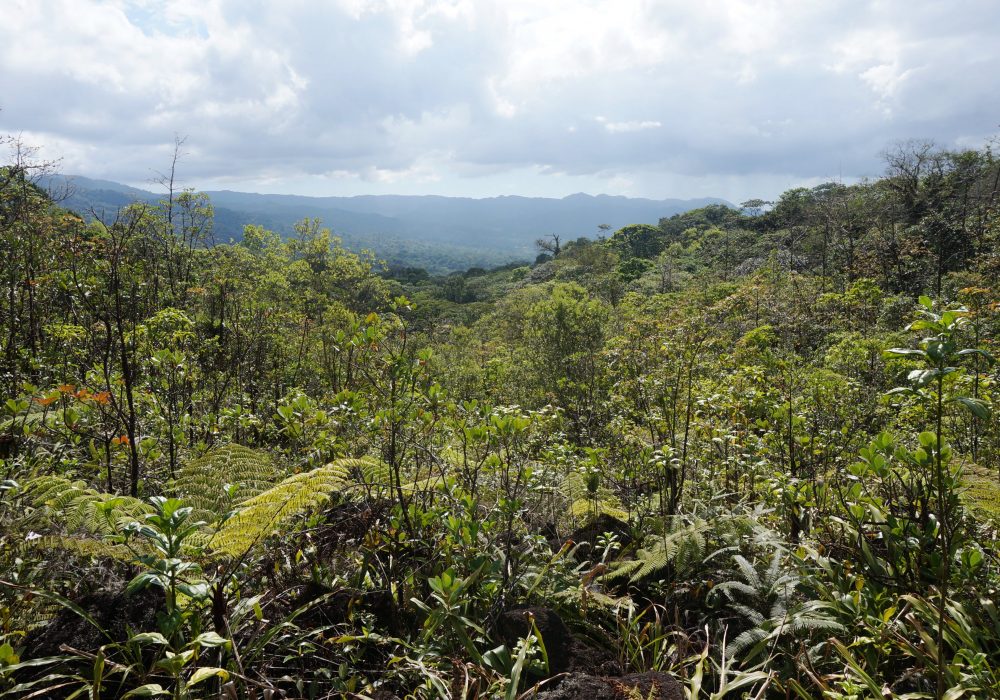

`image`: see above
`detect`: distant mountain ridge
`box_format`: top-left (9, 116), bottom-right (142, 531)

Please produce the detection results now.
top-left (40, 174), bottom-right (731, 272)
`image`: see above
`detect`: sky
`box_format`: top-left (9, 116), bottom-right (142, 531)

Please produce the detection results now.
top-left (1, 0), bottom-right (999, 203)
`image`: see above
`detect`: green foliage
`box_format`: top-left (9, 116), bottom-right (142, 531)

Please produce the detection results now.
top-left (603, 517), bottom-right (708, 586)
top-left (170, 444), bottom-right (277, 521)
top-left (209, 457), bottom-right (374, 558)
top-left (4, 138), bottom-right (1000, 699)
top-left (22, 475), bottom-right (153, 536)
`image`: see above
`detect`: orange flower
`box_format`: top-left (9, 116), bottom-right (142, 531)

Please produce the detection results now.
top-left (92, 391), bottom-right (111, 405)
top-left (111, 435), bottom-right (130, 446)
top-left (35, 396), bottom-right (58, 407)
top-left (58, 384), bottom-right (76, 394)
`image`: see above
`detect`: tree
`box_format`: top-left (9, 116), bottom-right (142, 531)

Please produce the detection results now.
top-left (610, 223), bottom-right (664, 259)
top-left (535, 233), bottom-right (562, 257)
top-left (523, 282), bottom-right (608, 440)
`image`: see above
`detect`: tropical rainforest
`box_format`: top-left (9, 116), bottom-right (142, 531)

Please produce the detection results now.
top-left (1, 137), bottom-right (1000, 700)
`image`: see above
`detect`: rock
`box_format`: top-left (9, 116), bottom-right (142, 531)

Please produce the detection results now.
top-left (554, 514), bottom-right (633, 558)
top-left (534, 671), bottom-right (684, 700)
top-left (498, 607), bottom-right (619, 679)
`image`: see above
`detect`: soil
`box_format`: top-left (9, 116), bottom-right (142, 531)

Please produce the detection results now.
top-left (26, 586), bottom-right (163, 659)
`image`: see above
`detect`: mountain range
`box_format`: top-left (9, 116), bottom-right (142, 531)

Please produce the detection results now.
top-left (40, 174), bottom-right (730, 272)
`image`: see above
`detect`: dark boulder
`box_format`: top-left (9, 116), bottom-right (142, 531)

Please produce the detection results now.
top-left (553, 514), bottom-right (633, 559)
top-left (498, 606), bottom-right (619, 679)
top-left (534, 671), bottom-right (684, 700)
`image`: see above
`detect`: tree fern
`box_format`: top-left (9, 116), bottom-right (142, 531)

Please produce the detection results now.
top-left (20, 456), bottom-right (378, 563)
top-left (31, 534), bottom-right (135, 561)
top-left (209, 457), bottom-right (376, 558)
top-left (18, 476), bottom-right (153, 562)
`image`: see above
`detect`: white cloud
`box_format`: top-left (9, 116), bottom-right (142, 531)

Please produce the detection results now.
top-left (603, 120), bottom-right (662, 134)
top-left (1, 0), bottom-right (999, 202)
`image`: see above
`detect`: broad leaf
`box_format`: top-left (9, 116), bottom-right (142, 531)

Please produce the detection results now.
top-left (953, 397), bottom-right (991, 420)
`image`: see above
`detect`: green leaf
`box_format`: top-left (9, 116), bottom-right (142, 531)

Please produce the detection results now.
top-left (908, 368), bottom-right (940, 387)
top-left (957, 348), bottom-right (996, 364)
top-left (953, 397), bottom-right (991, 420)
top-left (0, 655), bottom-right (64, 672)
top-left (884, 347), bottom-right (925, 358)
top-left (193, 631), bottom-right (230, 648)
top-left (918, 432), bottom-right (937, 448)
top-left (944, 687), bottom-right (970, 700)
top-left (188, 666), bottom-right (230, 687)
top-left (714, 670), bottom-right (773, 698)
top-left (918, 295), bottom-right (933, 310)
top-left (482, 645), bottom-right (513, 674)
top-left (506, 636), bottom-right (532, 700)
top-left (0, 642), bottom-right (19, 665)
top-left (924, 340), bottom-right (947, 363)
top-left (831, 639), bottom-right (884, 695)
top-left (130, 631), bottom-right (169, 645)
top-left (122, 684), bottom-right (169, 698)
top-left (126, 572), bottom-right (162, 595)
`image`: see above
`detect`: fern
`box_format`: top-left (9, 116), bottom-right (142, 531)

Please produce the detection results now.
top-left (563, 471), bottom-right (628, 523)
top-left (568, 498), bottom-right (630, 521)
top-left (171, 444), bottom-right (278, 521)
top-left (711, 548), bottom-right (845, 663)
top-left (603, 517), bottom-right (707, 585)
top-left (31, 534), bottom-right (135, 561)
top-left (22, 475), bottom-right (152, 535)
top-left (20, 456), bottom-right (380, 563)
top-left (727, 600), bottom-right (845, 661)
top-left (209, 457), bottom-right (375, 558)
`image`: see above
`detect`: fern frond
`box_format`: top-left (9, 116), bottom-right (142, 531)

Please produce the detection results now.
top-left (727, 626), bottom-right (769, 658)
top-left (209, 458), bottom-right (374, 558)
top-left (710, 580), bottom-right (756, 599)
top-left (569, 498), bottom-right (629, 521)
top-left (733, 555), bottom-right (762, 591)
top-left (356, 458), bottom-right (391, 487)
top-left (31, 535), bottom-right (135, 561)
top-left (21, 476), bottom-right (151, 535)
top-left (401, 473), bottom-right (447, 494)
top-left (601, 558), bottom-right (644, 583)
top-left (23, 475), bottom-right (90, 512)
top-left (766, 550), bottom-right (782, 584)
top-left (172, 444), bottom-right (278, 520)
top-left (728, 603), bottom-right (766, 628)
top-left (770, 597), bottom-right (790, 621)
top-left (790, 615), bottom-right (845, 636)
top-left (602, 518), bottom-right (707, 586)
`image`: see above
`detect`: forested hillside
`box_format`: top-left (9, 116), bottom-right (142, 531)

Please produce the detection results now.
top-left (2, 139), bottom-right (1000, 699)
top-left (40, 174), bottom-right (726, 273)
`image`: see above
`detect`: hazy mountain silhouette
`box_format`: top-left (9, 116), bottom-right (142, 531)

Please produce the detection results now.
top-left (41, 174), bottom-right (731, 271)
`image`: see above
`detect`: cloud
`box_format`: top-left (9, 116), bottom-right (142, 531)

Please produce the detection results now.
top-left (1, 0), bottom-right (999, 202)
top-left (600, 119), bottom-right (662, 134)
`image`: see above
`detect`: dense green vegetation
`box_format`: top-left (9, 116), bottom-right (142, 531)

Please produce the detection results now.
top-left (1, 138), bottom-right (1000, 699)
top-left (43, 174), bottom-right (726, 274)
